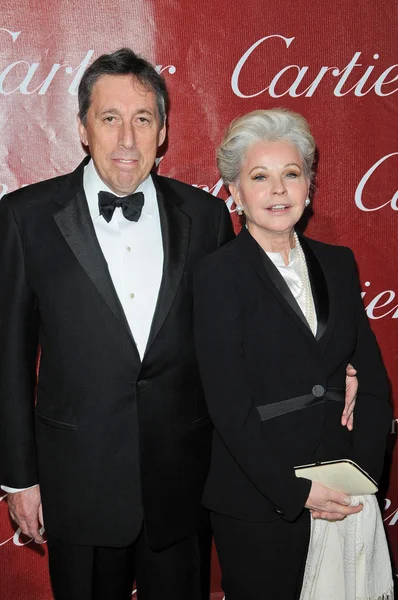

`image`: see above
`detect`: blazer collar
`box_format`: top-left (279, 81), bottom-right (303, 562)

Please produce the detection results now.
top-left (237, 227), bottom-right (329, 343)
top-left (53, 157), bottom-right (140, 359)
top-left (52, 156), bottom-right (90, 207)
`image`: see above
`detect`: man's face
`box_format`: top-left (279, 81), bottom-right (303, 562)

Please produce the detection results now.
top-left (78, 74), bottom-right (166, 195)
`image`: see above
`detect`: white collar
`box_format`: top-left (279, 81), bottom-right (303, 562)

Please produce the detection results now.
top-left (266, 246), bottom-right (299, 268)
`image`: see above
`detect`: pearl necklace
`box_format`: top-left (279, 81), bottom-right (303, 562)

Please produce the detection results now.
top-left (293, 232), bottom-right (317, 336)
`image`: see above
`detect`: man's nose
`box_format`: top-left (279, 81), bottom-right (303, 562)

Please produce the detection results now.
top-left (119, 122), bottom-right (135, 149)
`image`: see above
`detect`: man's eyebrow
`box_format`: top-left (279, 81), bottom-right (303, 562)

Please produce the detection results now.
top-left (96, 108), bottom-right (120, 117)
top-left (135, 108), bottom-right (155, 114)
top-left (97, 107), bottom-right (155, 114)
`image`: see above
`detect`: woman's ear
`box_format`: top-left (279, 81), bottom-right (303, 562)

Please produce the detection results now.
top-left (229, 182), bottom-right (240, 204)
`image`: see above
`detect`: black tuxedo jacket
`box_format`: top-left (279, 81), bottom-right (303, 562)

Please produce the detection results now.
top-left (0, 158), bottom-right (234, 548)
top-left (193, 227), bottom-right (391, 523)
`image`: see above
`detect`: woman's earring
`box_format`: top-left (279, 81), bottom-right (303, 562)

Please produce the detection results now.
top-left (236, 204), bottom-right (244, 215)
top-left (305, 197), bottom-right (311, 207)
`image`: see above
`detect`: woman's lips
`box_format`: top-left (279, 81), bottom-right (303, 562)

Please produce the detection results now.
top-left (266, 204), bottom-right (291, 212)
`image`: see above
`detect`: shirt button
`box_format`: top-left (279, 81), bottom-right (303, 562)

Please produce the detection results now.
top-left (127, 246), bottom-right (132, 252)
top-left (130, 293), bottom-right (135, 299)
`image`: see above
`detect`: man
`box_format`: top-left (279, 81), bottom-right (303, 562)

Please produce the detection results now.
top-left (0, 48), bottom-right (356, 599)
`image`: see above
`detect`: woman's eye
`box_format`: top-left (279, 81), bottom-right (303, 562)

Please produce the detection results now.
top-left (253, 174), bottom-right (266, 181)
top-left (286, 172), bottom-right (298, 178)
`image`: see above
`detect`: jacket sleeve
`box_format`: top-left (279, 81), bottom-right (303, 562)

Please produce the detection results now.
top-left (193, 257), bottom-right (311, 521)
top-left (345, 249), bottom-right (392, 482)
top-left (0, 198), bottom-right (39, 488)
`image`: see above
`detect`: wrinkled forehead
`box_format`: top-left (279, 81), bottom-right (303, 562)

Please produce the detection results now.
top-left (89, 74), bottom-right (161, 117)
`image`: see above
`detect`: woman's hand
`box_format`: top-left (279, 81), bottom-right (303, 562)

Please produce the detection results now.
top-left (342, 363), bottom-right (358, 430)
top-left (305, 481), bottom-right (362, 521)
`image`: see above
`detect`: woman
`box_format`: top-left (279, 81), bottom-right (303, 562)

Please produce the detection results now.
top-left (193, 109), bottom-right (392, 599)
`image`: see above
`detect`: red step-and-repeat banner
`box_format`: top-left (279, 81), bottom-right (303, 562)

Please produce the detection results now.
top-left (0, 1), bottom-right (397, 598)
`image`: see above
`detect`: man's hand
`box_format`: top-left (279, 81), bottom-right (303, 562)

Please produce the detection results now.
top-left (7, 485), bottom-right (44, 543)
top-left (305, 481), bottom-right (362, 521)
top-left (342, 363), bottom-right (358, 431)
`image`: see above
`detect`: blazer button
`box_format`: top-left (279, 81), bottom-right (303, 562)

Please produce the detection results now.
top-left (312, 385), bottom-right (325, 398)
top-left (275, 508), bottom-right (284, 516)
top-left (137, 380), bottom-right (147, 390)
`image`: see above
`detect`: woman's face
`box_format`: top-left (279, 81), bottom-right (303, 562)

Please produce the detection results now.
top-left (230, 140), bottom-right (310, 239)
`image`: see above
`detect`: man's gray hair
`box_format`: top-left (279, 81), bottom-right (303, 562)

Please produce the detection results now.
top-left (217, 108), bottom-right (316, 186)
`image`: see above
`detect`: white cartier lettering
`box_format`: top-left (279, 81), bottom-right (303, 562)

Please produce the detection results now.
top-left (355, 153), bottom-right (398, 212)
top-left (232, 35), bottom-right (398, 98)
top-left (383, 498), bottom-right (398, 526)
top-left (0, 28), bottom-right (175, 96)
top-left (361, 281), bottom-right (398, 319)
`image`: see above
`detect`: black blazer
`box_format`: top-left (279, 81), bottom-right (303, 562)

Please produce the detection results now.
top-left (0, 158), bottom-right (234, 548)
top-left (193, 227), bottom-right (391, 523)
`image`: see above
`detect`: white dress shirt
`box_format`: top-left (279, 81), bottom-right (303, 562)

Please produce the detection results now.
top-left (85, 159), bottom-right (163, 359)
top-left (2, 159), bottom-right (163, 493)
top-left (266, 246), bottom-right (318, 333)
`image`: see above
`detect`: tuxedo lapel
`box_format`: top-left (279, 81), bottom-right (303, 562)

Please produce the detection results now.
top-left (144, 176), bottom-right (191, 357)
top-left (53, 161), bottom-right (140, 358)
top-left (258, 247), bottom-right (311, 332)
top-left (237, 228), bottom-right (317, 344)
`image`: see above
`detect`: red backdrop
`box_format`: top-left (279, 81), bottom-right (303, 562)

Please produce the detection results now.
top-left (0, 1), bottom-right (397, 598)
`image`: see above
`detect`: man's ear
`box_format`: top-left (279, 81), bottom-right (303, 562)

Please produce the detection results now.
top-left (77, 116), bottom-right (88, 147)
top-left (158, 117), bottom-right (167, 148)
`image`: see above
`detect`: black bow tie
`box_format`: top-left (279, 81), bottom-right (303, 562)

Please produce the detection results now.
top-left (98, 191), bottom-right (145, 223)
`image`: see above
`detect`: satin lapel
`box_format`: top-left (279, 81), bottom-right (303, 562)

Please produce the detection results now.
top-left (237, 228), bottom-right (316, 344)
top-left (299, 235), bottom-right (330, 341)
top-left (258, 248), bottom-right (311, 331)
top-left (53, 185), bottom-right (140, 357)
top-left (144, 176), bottom-right (191, 356)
